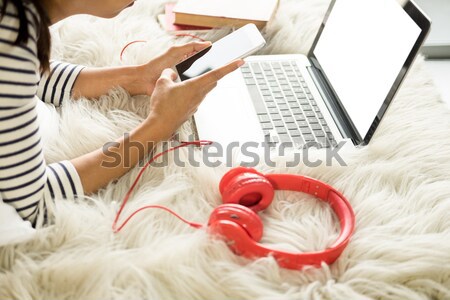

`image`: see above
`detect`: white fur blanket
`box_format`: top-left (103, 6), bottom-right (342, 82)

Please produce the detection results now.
top-left (1, 0), bottom-right (450, 299)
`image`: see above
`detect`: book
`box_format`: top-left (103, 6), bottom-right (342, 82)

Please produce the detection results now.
top-left (158, 3), bottom-right (212, 33)
top-left (173, 0), bottom-right (279, 29)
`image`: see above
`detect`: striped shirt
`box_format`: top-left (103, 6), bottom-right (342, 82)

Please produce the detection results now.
top-left (0, 1), bottom-right (84, 226)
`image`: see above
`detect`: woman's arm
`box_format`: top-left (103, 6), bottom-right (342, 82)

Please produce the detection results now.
top-left (71, 42), bottom-right (213, 99)
top-left (71, 61), bottom-right (243, 194)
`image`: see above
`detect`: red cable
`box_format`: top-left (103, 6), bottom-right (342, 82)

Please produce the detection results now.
top-left (120, 40), bottom-right (147, 61)
top-left (120, 34), bottom-right (205, 61)
top-left (174, 33), bottom-right (206, 42)
top-left (112, 140), bottom-right (213, 233)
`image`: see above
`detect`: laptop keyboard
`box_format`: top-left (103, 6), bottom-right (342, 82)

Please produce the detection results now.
top-left (241, 60), bottom-right (337, 148)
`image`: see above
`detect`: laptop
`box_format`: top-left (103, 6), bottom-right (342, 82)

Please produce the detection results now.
top-left (193, 0), bottom-right (430, 150)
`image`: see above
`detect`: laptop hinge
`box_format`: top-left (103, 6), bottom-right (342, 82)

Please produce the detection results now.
top-left (307, 63), bottom-right (362, 145)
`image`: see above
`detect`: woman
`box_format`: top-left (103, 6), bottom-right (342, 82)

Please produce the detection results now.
top-left (0, 0), bottom-right (243, 227)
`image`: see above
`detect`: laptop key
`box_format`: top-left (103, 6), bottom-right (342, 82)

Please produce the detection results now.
top-left (313, 130), bottom-right (325, 137)
top-left (251, 63), bottom-right (262, 74)
top-left (271, 114), bottom-right (282, 121)
top-left (266, 101), bottom-right (276, 108)
top-left (279, 134), bottom-right (291, 143)
top-left (274, 120), bottom-right (284, 127)
top-left (271, 62), bottom-right (281, 69)
top-left (299, 99), bottom-right (309, 105)
top-left (261, 62), bottom-right (271, 71)
top-left (281, 85), bottom-right (291, 92)
top-left (311, 124), bottom-right (322, 131)
top-left (245, 78), bottom-right (256, 85)
top-left (271, 87), bottom-right (282, 93)
top-left (285, 116), bottom-right (295, 123)
top-left (301, 128), bottom-right (312, 135)
top-left (273, 92), bottom-right (284, 98)
top-left (268, 108), bottom-right (278, 114)
top-left (257, 79), bottom-right (266, 85)
top-left (303, 134), bottom-right (315, 142)
top-left (295, 115), bottom-right (306, 122)
top-left (291, 108), bottom-right (302, 114)
top-left (290, 129), bottom-right (301, 137)
top-left (261, 122), bottom-right (274, 130)
top-left (281, 110), bottom-right (291, 117)
top-left (279, 104), bottom-right (289, 111)
top-left (297, 121), bottom-right (308, 127)
top-left (277, 127), bottom-right (288, 135)
top-left (289, 103), bottom-right (300, 109)
top-left (258, 114), bottom-right (271, 123)
top-left (287, 123), bottom-right (298, 130)
top-left (286, 96), bottom-right (297, 103)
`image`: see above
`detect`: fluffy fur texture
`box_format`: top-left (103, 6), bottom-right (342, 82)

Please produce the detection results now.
top-left (1, 0), bottom-right (450, 299)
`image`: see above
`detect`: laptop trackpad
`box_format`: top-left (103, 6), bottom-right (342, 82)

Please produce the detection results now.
top-left (194, 70), bottom-right (264, 147)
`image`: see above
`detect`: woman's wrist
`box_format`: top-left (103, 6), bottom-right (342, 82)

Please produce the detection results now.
top-left (141, 113), bottom-right (174, 142)
top-left (119, 65), bottom-right (144, 96)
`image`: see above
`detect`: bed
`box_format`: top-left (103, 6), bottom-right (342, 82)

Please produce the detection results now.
top-left (1, 0), bottom-right (449, 299)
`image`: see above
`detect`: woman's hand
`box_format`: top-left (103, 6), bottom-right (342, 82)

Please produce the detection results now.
top-left (126, 42), bottom-right (212, 96)
top-left (72, 57), bottom-right (243, 195)
top-left (144, 59), bottom-right (244, 140)
top-left (71, 42), bottom-right (212, 100)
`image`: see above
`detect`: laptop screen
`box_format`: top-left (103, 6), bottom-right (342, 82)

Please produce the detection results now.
top-left (312, 0), bottom-right (422, 139)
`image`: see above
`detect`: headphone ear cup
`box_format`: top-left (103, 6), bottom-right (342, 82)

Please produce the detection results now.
top-left (208, 204), bottom-right (263, 242)
top-left (219, 167), bottom-right (260, 195)
top-left (221, 171), bottom-right (274, 212)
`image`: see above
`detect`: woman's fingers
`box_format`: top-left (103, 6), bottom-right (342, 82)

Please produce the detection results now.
top-left (192, 59), bottom-right (245, 90)
top-left (170, 41), bottom-right (212, 61)
top-left (159, 68), bottom-right (178, 82)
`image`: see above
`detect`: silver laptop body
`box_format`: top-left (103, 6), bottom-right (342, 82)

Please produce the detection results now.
top-left (193, 0), bottom-right (430, 150)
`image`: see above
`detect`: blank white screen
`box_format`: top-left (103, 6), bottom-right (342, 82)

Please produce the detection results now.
top-left (313, 0), bottom-right (421, 137)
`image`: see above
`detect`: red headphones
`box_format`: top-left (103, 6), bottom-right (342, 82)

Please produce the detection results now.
top-left (207, 167), bottom-right (355, 270)
top-left (113, 141), bottom-right (355, 271)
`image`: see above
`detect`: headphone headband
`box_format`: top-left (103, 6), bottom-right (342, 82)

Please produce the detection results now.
top-left (209, 167), bottom-right (355, 270)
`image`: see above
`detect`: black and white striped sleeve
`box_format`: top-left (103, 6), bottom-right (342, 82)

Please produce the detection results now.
top-left (36, 60), bottom-right (84, 106)
top-left (0, 3), bottom-right (84, 226)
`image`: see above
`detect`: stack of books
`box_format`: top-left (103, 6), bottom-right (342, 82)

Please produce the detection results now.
top-left (158, 0), bottom-right (279, 33)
